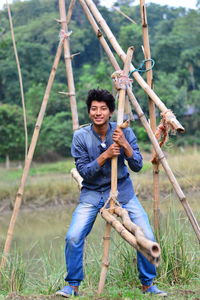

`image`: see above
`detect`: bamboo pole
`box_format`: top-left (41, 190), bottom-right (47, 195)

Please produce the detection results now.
top-left (79, 2), bottom-right (200, 242)
top-left (6, 0), bottom-right (28, 160)
top-left (0, 41), bottom-right (63, 271)
top-left (114, 207), bottom-right (160, 259)
top-left (101, 209), bottom-right (160, 265)
top-left (79, 0), bottom-right (120, 71)
top-left (139, 0), bottom-right (160, 234)
top-left (98, 47), bottom-right (134, 294)
top-left (84, 0), bottom-right (185, 133)
top-left (66, 0), bottom-right (76, 25)
top-left (59, 0), bottom-right (79, 131)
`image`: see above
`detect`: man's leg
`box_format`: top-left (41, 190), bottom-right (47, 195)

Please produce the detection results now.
top-left (123, 195), bottom-right (156, 287)
top-left (65, 201), bottom-right (100, 287)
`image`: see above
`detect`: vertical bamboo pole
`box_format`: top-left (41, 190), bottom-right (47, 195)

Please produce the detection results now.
top-left (0, 41), bottom-right (63, 270)
top-left (78, 2), bottom-right (200, 242)
top-left (98, 47), bottom-right (134, 294)
top-left (7, 0), bottom-right (28, 160)
top-left (84, 0), bottom-right (184, 132)
top-left (140, 0), bottom-right (160, 234)
top-left (59, 0), bottom-right (79, 131)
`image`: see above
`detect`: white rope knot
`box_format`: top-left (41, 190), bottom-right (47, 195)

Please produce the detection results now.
top-left (111, 70), bottom-right (133, 90)
top-left (59, 29), bottom-right (72, 42)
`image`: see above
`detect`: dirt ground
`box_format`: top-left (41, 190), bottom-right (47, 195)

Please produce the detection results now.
top-left (4, 288), bottom-right (200, 300)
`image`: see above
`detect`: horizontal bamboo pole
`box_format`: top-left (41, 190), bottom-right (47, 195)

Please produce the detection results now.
top-left (84, 0), bottom-right (185, 133)
top-left (114, 207), bottom-right (160, 258)
top-left (71, 167), bottom-right (83, 189)
top-left (101, 209), bottom-right (160, 266)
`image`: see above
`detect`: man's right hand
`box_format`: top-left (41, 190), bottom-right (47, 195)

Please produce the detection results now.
top-left (105, 143), bottom-right (120, 158)
top-left (97, 143), bottom-right (120, 167)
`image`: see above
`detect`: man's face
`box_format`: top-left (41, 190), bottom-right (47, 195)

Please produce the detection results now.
top-left (89, 101), bottom-right (112, 126)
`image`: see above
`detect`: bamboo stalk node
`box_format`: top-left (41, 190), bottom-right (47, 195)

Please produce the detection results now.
top-left (111, 70), bottom-right (133, 91)
top-left (64, 52), bottom-right (80, 60)
top-left (102, 262), bottom-right (109, 267)
top-left (55, 18), bottom-right (66, 23)
top-left (103, 236), bottom-right (111, 240)
top-left (97, 29), bottom-right (102, 37)
top-left (59, 29), bottom-right (72, 42)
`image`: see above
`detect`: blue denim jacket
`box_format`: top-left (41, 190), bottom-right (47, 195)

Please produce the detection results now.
top-left (71, 122), bottom-right (143, 206)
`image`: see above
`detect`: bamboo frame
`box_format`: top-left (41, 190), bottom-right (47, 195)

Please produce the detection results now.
top-left (84, 0), bottom-right (185, 133)
top-left (79, 0), bottom-right (200, 242)
top-left (139, 0), bottom-right (160, 234)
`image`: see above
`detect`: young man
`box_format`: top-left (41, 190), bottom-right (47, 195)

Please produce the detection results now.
top-left (56, 89), bottom-right (167, 297)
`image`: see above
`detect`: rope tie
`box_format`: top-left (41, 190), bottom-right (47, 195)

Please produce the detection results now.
top-left (129, 58), bottom-right (155, 77)
top-left (152, 109), bottom-right (176, 164)
top-left (59, 29), bottom-right (72, 42)
top-left (111, 70), bottom-right (133, 91)
top-left (102, 190), bottom-right (120, 210)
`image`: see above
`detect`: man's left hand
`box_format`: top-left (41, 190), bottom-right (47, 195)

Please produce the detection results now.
top-left (112, 127), bottom-right (128, 148)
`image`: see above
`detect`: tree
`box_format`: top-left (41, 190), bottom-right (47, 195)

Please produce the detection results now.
top-left (0, 104), bottom-right (33, 161)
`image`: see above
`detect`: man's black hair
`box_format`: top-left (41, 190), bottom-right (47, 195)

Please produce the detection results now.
top-left (86, 89), bottom-right (115, 113)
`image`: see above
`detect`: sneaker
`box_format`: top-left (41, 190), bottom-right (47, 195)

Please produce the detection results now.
top-left (143, 285), bottom-right (167, 297)
top-left (56, 286), bottom-right (78, 298)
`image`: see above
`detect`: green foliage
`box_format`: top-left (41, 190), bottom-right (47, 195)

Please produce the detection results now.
top-left (0, 104), bottom-right (33, 160)
top-left (0, 0), bottom-right (200, 160)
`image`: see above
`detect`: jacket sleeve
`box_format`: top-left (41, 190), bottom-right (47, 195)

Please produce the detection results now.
top-left (124, 128), bottom-right (143, 172)
top-left (71, 131), bottom-right (101, 180)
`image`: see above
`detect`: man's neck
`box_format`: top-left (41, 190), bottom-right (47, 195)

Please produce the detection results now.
top-left (92, 122), bottom-right (109, 140)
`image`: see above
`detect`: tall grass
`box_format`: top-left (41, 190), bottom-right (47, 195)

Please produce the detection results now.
top-left (1, 208), bottom-right (199, 298)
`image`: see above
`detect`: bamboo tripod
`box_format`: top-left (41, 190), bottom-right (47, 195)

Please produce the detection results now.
top-left (1, 0), bottom-right (200, 292)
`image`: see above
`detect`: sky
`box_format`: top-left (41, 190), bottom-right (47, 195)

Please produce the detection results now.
top-left (0, 0), bottom-right (198, 10)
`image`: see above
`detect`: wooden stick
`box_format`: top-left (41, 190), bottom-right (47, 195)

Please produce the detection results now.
top-left (79, 3), bottom-right (200, 242)
top-left (59, 0), bottom-right (79, 131)
top-left (139, 0), bottom-right (160, 234)
top-left (84, 0), bottom-right (185, 133)
top-left (98, 47), bottom-right (134, 294)
top-left (6, 0), bottom-right (28, 160)
top-left (0, 41), bottom-right (63, 271)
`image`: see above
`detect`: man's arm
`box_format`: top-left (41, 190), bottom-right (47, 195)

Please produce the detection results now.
top-left (71, 131), bottom-right (120, 180)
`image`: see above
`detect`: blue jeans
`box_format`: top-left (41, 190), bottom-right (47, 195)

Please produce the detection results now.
top-left (65, 195), bottom-right (156, 286)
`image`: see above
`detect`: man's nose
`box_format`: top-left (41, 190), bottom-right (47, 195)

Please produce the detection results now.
top-left (96, 109), bottom-right (102, 115)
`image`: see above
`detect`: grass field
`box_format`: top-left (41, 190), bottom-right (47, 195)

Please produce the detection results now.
top-left (0, 147), bottom-right (200, 299)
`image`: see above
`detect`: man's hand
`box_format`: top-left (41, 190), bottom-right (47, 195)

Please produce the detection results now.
top-left (112, 127), bottom-right (128, 147)
top-left (97, 143), bottom-right (120, 166)
top-left (105, 143), bottom-right (121, 158)
top-left (113, 127), bottom-right (133, 158)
